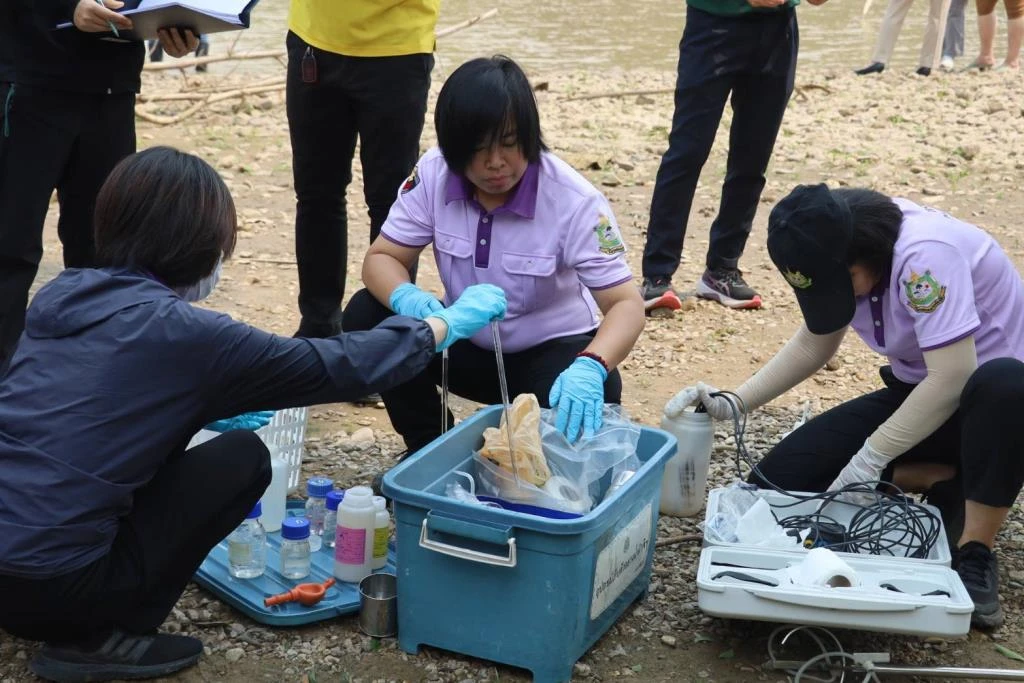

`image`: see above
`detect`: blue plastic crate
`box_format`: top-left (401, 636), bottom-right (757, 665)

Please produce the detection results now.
top-left (194, 502), bottom-right (397, 626)
top-left (382, 406), bottom-right (677, 683)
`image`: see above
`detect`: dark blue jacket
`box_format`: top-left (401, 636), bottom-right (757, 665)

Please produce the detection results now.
top-left (0, 268), bottom-right (434, 578)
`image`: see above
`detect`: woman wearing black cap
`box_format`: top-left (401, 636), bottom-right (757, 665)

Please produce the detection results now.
top-left (665, 183), bottom-right (1024, 630)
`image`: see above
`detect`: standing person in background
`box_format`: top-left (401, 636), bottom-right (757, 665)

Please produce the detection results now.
top-left (0, 0), bottom-right (198, 374)
top-left (286, 0), bottom-right (439, 342)
top-left (940, 0), bottom-right (970, 69)
top-left (966, 0), bottom-right (1023, 70)
top-left (149, 34), bottom-right (211, 72)
top-left (855, 0), bottom-right (952, 76)
top-left (640, 0), bottom-right (828, 316)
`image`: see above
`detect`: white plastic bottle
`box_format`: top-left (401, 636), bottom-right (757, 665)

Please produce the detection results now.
top-left (659, 405), bottom-right (714, 517)
top-left (259, 447), bottom-right (289, 533)
top-left (228, 501), bottom-right (266, 579)
top-left (333, 486), bottom-right (376, 583)
top-left (371, 496), bottom-right (390, 570)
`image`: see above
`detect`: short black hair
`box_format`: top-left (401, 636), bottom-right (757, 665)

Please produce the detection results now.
top-left (94, 146), bottom-right (237, 288)
top-left (832, 188), bottom-right (903, 278)
top-left (434, 55), bottom-right (547, 173)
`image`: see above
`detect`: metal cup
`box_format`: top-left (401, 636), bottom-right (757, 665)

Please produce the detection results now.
top-left (358, 573), bottom-right (398, 637)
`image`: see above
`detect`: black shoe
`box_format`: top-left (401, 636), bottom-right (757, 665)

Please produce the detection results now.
top-left (696, 267), bottom-right (762, 309)
top-left (956, 541), bottom-right (1004, 629)
top-left (855, 62), bottom-right (885, 75)
top-left (639, 277), bottom-right (682, 315)
top-left (350, 393), bottom-right (383, 407)
top-left (922, 477), bottom-right (964, 551)
top-left (293, 320), bottom-right (342, 339)
top-left (30, 630), bottom-right (202, 682)
top-left (916, 66), bottom-right (932, 76)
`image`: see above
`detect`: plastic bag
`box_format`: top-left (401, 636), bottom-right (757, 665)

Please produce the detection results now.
top-left (704, 481), bottom-right (802, 548)
top-left (474, 403), bottom-right (641, 515)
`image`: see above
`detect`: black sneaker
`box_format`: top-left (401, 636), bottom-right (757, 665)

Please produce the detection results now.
top-left (956, 541), bottom-right (1004, 629)
top-left (915, 66), bottom-right (932, 77)
top-left (696, 267), bottom-right (762, 309)
top-left (922, 478), bottom-right (964, 551)
top-left (30, 630), bottom-right (202, 682)
top-left (855, 62), bottom-right (885, 75)
top-left (639, 277), bottom-right (682, 316)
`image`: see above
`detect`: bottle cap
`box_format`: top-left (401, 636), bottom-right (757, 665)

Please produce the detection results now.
top-left (306, 477), bottom-right (334, 498)
top-left (372, 496), bottom-right (387, 512)
top-left (246, 501), bottom-right (262, 519)
top-left (341, 485), bottom-right (374, 509)
top-left (326, 490), bottom-right (345, 511)
top-left (281, 516), bottom-right (310, 540)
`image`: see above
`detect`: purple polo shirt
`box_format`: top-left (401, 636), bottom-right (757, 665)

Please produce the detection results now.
top-left (381, 147), bottom-right (633, 353)
top-left (850, 198), bottom-right (1024, 383)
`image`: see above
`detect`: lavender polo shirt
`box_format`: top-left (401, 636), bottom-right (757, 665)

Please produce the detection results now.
top-left (850, 198), bottom-right (1024, 383)
top-left (381, 148), bottom-right (634, 353)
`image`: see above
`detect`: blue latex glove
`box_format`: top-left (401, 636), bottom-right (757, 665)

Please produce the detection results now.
top-left (206, 410), bottom-right (275, 433)
top-left (428, 284), bottom-right (506, 351)
top-left (549, 356), bottom-right (608, 443)
top-left (389, 282), bottom-right (444, 319)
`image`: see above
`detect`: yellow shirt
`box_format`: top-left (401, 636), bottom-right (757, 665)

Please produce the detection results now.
top-left (288, 0), bottom-right (440, 57)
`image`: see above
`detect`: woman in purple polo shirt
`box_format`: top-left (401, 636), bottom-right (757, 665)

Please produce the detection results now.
top-left (668, 183), bottom-right (1024, 630)
top-left (343, 55), bottom-right (645, 451)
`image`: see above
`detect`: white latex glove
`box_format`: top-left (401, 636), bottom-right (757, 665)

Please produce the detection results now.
top-left (826, 440), bottom-right (891, 505)
top-left (695, 382), bottom-right (738, 421)
top-left (663, 385), bottom-right (700, 418)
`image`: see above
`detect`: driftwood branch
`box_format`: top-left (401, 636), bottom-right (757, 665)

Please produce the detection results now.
top-left (436, 8), bottom-right (498, 39)
top-left (135, 82), bottom-right (284, 124)
top-left (564, 88), bottom-right (674, 102)
top-left (138, 78), bottom-right (285, 103)
top-left (655, 534), bottom-right (702, 548)
top-left (143, 49), bottom-right (285, 72)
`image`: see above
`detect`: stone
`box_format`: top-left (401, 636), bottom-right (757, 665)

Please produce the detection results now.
top-left (225, 647), bottom-right (245, 662)
top-left (350, 427), bottom-right (375, 444)
top-left (661, 635), bottom-right (678, 648)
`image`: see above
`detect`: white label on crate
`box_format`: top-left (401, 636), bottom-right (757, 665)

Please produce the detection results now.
top-left (590, 502), bottom-right (652, 620)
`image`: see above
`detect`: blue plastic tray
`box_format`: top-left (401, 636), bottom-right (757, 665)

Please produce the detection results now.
top-left (194, 501), bottom-right (396, 626)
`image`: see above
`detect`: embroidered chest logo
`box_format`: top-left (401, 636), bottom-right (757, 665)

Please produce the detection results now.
top-left (400, 166), bottom-right (419, 194)
top-left (783, 268), bottom-right (812, 289)
top-left (902, 269), bottom-right (946, 313)
top-left (595, 215), bottom-right (625, 255)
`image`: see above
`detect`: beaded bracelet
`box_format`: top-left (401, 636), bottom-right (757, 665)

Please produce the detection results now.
top-left (577, 351), bottom-right (610, 373)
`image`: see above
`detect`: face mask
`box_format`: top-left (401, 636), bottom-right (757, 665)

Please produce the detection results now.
top-left (174, 256), bottom-right (222, 302)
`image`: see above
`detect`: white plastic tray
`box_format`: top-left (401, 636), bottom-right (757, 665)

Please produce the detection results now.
top-left (704, 487), bottom-right (952, 566)
top-left (697, 546), bottom-right (973, 637)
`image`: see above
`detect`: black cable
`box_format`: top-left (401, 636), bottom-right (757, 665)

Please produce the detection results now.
top-left (709, 390), bottom-right (941, 559)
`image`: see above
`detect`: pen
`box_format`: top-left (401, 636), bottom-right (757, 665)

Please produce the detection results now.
top-left (94, 0), bottom-right (120, 37)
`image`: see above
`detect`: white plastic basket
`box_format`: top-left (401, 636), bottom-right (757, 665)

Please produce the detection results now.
top-left (187, 407), bottom-right (308, 493)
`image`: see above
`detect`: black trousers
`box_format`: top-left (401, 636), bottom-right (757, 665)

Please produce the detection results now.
top-left (642, 6), bottom-right (797, 277)
top-left (0, 83), bottom-right (136, 370)
top-left (751, 359), bottom-right (1024, 508)
top-left (0, 431), bottom-right (270, 643)
top-left (342, 289), bottom-right (624, 454)
top-left (286, 32), bottom-right (433, 335)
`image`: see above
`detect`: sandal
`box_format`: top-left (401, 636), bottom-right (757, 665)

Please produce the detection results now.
top-left (962, 59), bottom-right (994, 71)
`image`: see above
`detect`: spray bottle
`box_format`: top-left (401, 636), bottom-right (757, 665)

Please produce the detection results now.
top-left (659, 402), bottom-right (714, 517)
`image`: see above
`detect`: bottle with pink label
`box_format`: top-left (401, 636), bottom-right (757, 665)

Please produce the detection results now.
top-left (333, 485), bottom-right (375, 583)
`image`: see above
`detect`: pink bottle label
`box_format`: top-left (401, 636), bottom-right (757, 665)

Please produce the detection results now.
top-left (335, 526), bottom-right (366, 565)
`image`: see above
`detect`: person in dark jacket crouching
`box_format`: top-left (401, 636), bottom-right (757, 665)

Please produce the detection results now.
top-left (0, 147), bottom-right (505, 682)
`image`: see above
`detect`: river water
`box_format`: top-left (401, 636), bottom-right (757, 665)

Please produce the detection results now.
top-left (228, 0), bottom-right (954, 76)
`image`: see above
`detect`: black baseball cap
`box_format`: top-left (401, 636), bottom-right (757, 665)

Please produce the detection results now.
top-left (767, 184), bottom-right (855, 334)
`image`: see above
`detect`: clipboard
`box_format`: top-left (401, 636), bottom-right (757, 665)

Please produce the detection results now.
top-left (56, 0), bottom-right (260, 42)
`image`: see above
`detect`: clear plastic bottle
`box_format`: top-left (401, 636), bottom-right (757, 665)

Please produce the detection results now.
top-left (323, 490), bottom-right (345, 549)
top-left (259, 447), bottom-right (289, 533)
top-left (280, 517), bottom-right (312, 579)
top-left (228, 501), bottom-right (266, 579)
top-left (304, 477), bottom-right (333, 552)
top-left (371, 496), bottom-right (390, 570)
top-left (659, 405), bottom-right (714, 517)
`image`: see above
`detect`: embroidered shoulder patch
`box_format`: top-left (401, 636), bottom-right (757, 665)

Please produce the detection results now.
top-left (594, 215), bottom-right (625, 255)
top-left (400, 166), bottom-right (419, 195)
top-left (783, 268), bottom-right (812, 289)
top-left (902, 269), bottom-right (947, 313)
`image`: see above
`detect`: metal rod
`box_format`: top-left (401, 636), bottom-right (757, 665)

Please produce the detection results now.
top-left (440, 348), bottom-right (449, 435)
top-left (867, 664), bottom-right (1024, 680)
top-left (491, 321), bottom-right (520, 488)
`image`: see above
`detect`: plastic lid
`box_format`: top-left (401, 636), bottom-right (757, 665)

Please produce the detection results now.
top-left (306, 477), bottom-right (334, 498)
top-left (326, 490), bottom-right (345, 511)
top-left (246, 501), bottom-right (262, 519)
top-left (372, 496), bottom-right (387, 511)
top-left (341, 485), bottom-right (373, 510)
top-left (281, 516), bottom-right (310, 540)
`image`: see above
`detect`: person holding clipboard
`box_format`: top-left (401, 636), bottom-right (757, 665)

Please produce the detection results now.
top-left (0, 0), bottom-right (198, 374)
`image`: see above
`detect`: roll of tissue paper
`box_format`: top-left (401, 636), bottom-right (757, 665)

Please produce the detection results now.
top-left (542, 476), bottom-right (592, 514)
top-left (791, 547), bottom-right (860, 588)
